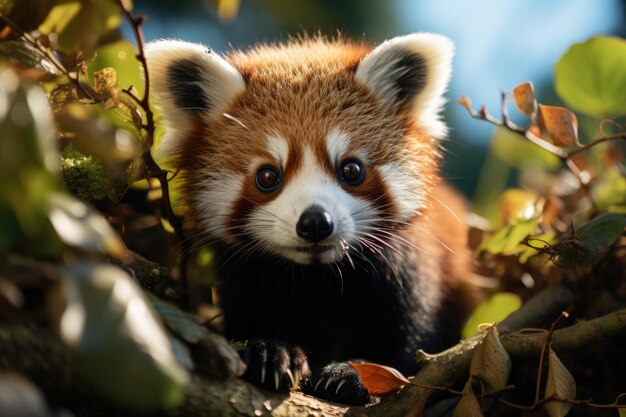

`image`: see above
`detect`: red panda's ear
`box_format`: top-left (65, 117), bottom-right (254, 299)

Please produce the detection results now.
top-left (355, 33), bottom-right (454, 139)
top-left (145, 40), bottom-right (245, 158)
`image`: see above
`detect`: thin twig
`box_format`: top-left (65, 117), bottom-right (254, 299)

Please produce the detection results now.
top-left (116, 0), bottom-right (191, 309)
top-left (0, 15), bottom-right (97, 102)
top-left (497, 392), bottom-right (626, 411)
top-left (534, 311), bottom-right (568, 404)
top-left (568, 133), bottom-right (626, 156)
top-left (458, 93), bottom-right (626, 184)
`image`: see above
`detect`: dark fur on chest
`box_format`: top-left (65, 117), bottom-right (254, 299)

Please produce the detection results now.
top-left (217, 244), bottom-right (451, 375)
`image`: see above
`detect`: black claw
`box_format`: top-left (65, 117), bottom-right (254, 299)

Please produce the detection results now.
top-left (239, 339), bottom-right (311, 393)
top-left (306, 362), bottom-right (372, 405)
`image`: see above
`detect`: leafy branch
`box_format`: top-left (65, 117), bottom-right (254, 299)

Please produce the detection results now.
top-left (458, 85), bottom-right (626, 189)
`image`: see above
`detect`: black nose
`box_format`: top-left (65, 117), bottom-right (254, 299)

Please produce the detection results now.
top-left (296, 207), bottom-right (334, 242)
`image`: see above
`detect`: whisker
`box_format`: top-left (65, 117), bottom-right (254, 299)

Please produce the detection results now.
top-left (429, 194), bottom-right (464, 225)
top-left (222, 112), bottom-right (249, 130)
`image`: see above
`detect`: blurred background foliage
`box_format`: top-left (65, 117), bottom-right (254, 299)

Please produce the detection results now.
top-left (0, 1), bottom-right (625, 416)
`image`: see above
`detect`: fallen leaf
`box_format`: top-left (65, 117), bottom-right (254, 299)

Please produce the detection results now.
top-left (544, 348), bottom-right (576, 417)
top-left (349, 362), bottom-right (410, 397)
top-left (470, 326), bottom-right (511, 393)
top-left (452, 379), bottom-right (484, 417)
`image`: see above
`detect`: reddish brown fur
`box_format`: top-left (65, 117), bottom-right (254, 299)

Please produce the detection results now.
top-left (176, 37), bottom-right (443, 241)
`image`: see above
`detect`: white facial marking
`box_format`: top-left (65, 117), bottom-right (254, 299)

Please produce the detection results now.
top-left (248, 144), bottom-right (374, 264)
top-left (194, 170), bottom-right (245, 243)
top-left (326, 129), bottom-right (350, 163)
top-left (326, 129), bottom-right (370, 165)
top-left (377, 163), bottom-right (424, 221)
top-left (267, 135), bottom-right (289, 168)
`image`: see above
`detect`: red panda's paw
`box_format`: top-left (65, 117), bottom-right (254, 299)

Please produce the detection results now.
top-left (305, 362), bottom-right (372, 405)
top-left (239, 339), bottom-right (311, 392)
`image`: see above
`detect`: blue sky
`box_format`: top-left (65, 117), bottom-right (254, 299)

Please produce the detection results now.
top-left (394, 0), bottom-right (624, 141)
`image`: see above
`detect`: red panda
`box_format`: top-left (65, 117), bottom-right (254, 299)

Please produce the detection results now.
top-left (146, 33), bottom-right (471, 405)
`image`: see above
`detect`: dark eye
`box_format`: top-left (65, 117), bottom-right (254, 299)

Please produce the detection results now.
top-left (339, 158), bottom-right (365, 185)
top-left (256, 166), bottom-right (281, 192)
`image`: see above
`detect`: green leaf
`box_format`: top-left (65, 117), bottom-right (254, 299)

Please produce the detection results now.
top-left (544, 348), bottom-right (576, 417)
top-left (469, 326), bottom-right (511, 393)
top-left (88, 40), bottom-right (144, 99)
top-left (56, 103), bottom-right (139, 164)
top-left (477, 216), bottom-right (541, 256)
top-left (57, 262), bottom-right (188, 411)
top-left (462, 293), bottom-right (522, 338)
top-left (47, 191), bottom-right (128, 260)
top-left (555, 36), bottom-right (626, 117)
top-left (0, 68), bottom-right (64, 255)
top-left (38, 0), bottom-right (123, 57)
top-left (592, 167), bottom-right (626, 213)
top-left (0, 40), bottom-right (60, 75)
top-left (491, 127), bottom-right (561, 169)
top-left (518, 230), bottom-right (557, 264)
top-left (576, 212), bottom-right (626, 264)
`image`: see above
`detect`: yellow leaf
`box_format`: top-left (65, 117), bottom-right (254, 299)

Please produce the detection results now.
top-left (216, 0), bottom-right (241, 21)
top-left (499, 188), bottom-right (541, 224)
top-left (94, 67), bottom-right (117, 94)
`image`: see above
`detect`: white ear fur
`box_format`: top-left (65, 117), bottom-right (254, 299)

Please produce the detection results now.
top-left (355, 33), bottom-right (454, 139)
top-left (145, 40), bottom-right (245, 158)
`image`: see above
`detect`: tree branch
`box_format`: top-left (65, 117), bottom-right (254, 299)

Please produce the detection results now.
top-left (0, 267), bottom-right (624, 417)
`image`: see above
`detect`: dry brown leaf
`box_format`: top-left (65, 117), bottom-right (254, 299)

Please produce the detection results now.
top-left (458, 95), bottom-right (473, 113)
top-left (452, 379), bottom-right (484, 417)
top-left (539, 104), bottom-right (580, 147)
top-left (513, 81), bottom-right (538, 116)
top-left (469, 326), bottom-right (511, 393)
top-left (544, 348), bottom-right (577, 417)
top-left (94, 67), bottom-right (117, 94)
top-left (349, 362), bottom-right (410, 397)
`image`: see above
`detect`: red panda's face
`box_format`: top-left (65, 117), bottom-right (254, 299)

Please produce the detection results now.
top-left (146, 34), bottom-right (453, 264)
